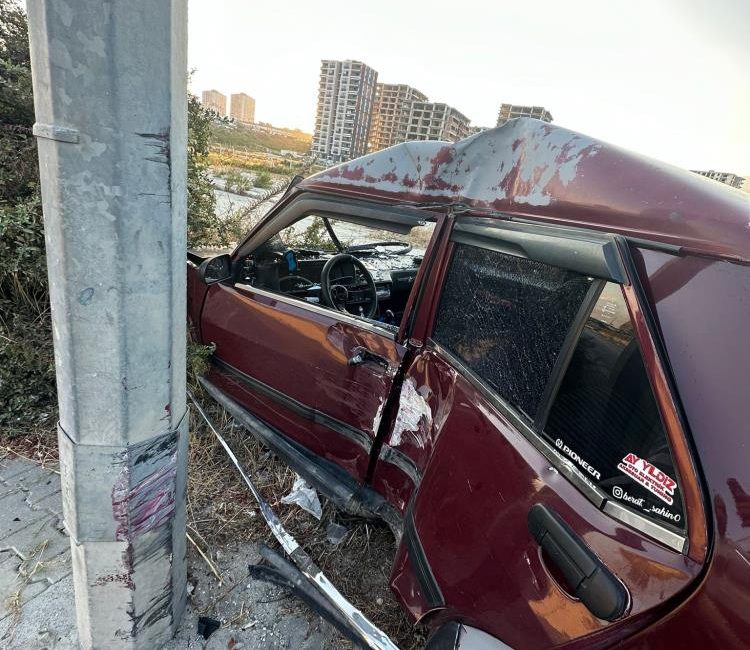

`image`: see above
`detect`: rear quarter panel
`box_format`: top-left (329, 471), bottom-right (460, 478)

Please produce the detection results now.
top-left (618, 249), bottom-right (750, 648)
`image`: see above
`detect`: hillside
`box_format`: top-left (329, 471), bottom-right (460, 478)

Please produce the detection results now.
top-left (211, 121), bottom-right (312, 154)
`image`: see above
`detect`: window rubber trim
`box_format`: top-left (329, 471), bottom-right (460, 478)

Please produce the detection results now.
top-left (534, 279), bottom-right (606, 430)
top-left (405, 504), bottom-right (445, 609)
top-left (452, 218), bottom-right (626, 282)
top-left (233, 193), bottom-right (429, 261)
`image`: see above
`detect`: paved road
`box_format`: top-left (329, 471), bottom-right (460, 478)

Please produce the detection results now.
top-left (0, 456), bottom-right (343, 649)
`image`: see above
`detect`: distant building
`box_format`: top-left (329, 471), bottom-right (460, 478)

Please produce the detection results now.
top-left (404, 102), bottom-right (472, 143)
top-left (230, 93), bottom-right (256, 124)
top-left (312, 60), bottom-right (378, 163)
top-left (691, 169), bottom-right (745, 189)
top-left (368, 83), bottom-right (428, 152)
top-left (496, 103), bottom-right (553, 126)
top-left (201, 89), bottom-right (227, 117)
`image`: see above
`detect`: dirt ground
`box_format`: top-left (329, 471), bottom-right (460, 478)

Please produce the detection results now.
top-left (184, 382), bottom-right (427, 649)
top-left (0, 382), bottom-right (427, 649)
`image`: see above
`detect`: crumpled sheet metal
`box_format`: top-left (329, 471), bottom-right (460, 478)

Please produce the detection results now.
top-left (300, 117), bottom-right (750, 263)
top-left (306, 119), bottom-right (601, 208)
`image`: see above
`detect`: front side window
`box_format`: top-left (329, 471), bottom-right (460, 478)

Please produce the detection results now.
top-left (544, 283), bottom-right (685, 529)
top-left (242, 214), bottom-right (434, 330)
top-left (432, 244), bottom-right (593, 419)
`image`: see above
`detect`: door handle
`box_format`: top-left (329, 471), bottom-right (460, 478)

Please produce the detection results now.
top-left (348, 347), bottom-right (390, 371)
top-left (528, 504), bottom-right (628, 621)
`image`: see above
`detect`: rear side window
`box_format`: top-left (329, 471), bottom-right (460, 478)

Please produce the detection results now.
top-left (433, 241), bottom-right (685, 534)
top-left (432, 244), bottom-right (593, 419)
top-left (544, 283), bottom-right (685, 529)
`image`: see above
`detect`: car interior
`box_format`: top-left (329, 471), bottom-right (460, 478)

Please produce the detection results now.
top-left (238, 215), bottom-right (433, 330)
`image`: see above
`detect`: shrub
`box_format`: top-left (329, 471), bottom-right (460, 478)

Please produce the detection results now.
top-left (223, 168), bottom-right (253, 195)
top-left (254, 171), bottom-right (273, 189)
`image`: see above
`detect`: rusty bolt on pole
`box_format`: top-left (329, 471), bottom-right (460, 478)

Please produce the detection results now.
top-left (27, 1), bottom-right (188, 647)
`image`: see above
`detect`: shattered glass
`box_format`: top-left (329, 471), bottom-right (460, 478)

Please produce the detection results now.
top-left (433, 244), bottom-right (592, 419)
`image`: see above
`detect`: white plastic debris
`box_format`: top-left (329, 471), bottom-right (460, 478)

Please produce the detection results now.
top-left (280, 475), bottom-right (322, 519)
top-left (326, 522), bottom-right (348, 545)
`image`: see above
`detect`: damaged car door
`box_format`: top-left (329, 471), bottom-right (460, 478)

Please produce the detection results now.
top-left (199, 194), bottom-right (441, 486)
top-left (377, 218), bottom-right (707, 648)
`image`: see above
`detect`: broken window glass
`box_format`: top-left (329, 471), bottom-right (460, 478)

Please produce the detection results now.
top-left (544, 282), bottom-right (685, 529)
top-left (432, 244), bottom-right (592, 420)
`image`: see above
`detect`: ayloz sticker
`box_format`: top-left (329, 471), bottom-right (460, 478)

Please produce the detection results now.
top-left (617, 453), bottom-right (676, 505)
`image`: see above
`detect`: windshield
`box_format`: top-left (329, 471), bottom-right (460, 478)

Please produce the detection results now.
top-left (274, 215), bottom-right (433, 253)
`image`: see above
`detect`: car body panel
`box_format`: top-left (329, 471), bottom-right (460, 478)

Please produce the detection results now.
top-left (615, 248), bottom-right (750, 648)
top-left (200, 281), bottom-right (406, 483)
top-left (297, 118), bottom-right (750, 264)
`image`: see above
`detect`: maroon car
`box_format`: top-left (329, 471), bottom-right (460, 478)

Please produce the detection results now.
top-left (187, 118), bottom-right (750, 649)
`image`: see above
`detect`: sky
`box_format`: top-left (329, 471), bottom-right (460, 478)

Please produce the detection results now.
top-left (188, 0), bottom-right (749, 174)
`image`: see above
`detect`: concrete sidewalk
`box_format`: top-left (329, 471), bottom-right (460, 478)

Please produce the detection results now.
top-left (0, 455), bottom-right (344, 649)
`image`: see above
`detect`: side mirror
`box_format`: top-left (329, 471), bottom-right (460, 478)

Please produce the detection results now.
top-left (198, 254), bottom-right (232, 285)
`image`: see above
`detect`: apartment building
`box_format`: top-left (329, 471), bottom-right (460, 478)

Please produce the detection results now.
top-left (404, 102), bottom-right (472, 142)
top-left (312, 60), bottom-right (378, 163)
top-left (230, 93), bottom-right (256, 124)
top-left (201, 89), bottom-right (227, 117)
top-left (496, 103), bottom-right (553, 126)
top-left (691, 169), bottom-right (745, 189)
top-left (368, 83), bottom-right (428, 152)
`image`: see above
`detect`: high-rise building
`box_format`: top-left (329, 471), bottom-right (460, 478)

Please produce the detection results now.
top-left (230, 93), bottom-right (256, 124)
top-left (201, 89), bottom-right (227, 116)
top-left (496, 103), bottom-right (553, 126)
top-left (404, 102), bottom-right (472, 143)
top-left (312, 60), bottom-right (378, 163)
top-left (368, 83), bottom-right (428, 152)
top-left (691, 169), bottom-right (745, 189)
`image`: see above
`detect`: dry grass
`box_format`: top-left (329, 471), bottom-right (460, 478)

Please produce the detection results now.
top-left (0, 431), bottom-right (59, 471)
top-left (185, 381), bottom-right (427, 650)
top-left (0, 367), bottom-right (426, 647)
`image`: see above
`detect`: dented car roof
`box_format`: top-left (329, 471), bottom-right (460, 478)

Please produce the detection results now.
top-left (299, 118), bottom-right (750, 263)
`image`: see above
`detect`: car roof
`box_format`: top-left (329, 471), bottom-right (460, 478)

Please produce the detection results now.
top-left (299, 118), bottom-right (750, 264)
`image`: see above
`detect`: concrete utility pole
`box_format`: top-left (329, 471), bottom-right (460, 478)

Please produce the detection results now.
top-left (27, 1), bottom-right (188, 648)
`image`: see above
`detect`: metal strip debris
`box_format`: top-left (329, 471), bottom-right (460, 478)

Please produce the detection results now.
top-left (187, 389), bottom-right (401, 650)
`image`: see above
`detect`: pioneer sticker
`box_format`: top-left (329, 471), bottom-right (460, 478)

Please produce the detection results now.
top-left (618, 453), bottom-right (676, 505)
top-left (555, 439), bottom-right (601, 480)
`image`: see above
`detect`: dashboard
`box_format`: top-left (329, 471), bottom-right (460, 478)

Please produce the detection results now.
top-left (242, 248), bottom-right (423, 318)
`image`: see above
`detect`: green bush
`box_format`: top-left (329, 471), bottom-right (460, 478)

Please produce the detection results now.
top-left (254, 171), bottom-right (273, 189)
top-left (0, 3), bottom-right (234, 431)
top-left (223, 168), bottom-right (253, 195)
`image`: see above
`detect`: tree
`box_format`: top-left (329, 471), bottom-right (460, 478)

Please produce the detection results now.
top-left (0, 3), bottom-right (222, 427)
top-left (187, 92), bottom-right (219, 247)
top-left (0, 0), bottom-right (36, 202)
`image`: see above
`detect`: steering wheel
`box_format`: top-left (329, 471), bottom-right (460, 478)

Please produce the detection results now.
top-left (320, 254), bottom-right (378, 319)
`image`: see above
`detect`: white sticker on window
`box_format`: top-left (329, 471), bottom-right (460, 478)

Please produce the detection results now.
top-left (618, 453), bottom-right (677, 505)
top-left (555, 438), bottom-right (601, 480)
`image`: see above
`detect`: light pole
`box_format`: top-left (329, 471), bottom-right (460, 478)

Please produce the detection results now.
top-left (27, 1), bottom-right (188, 647)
